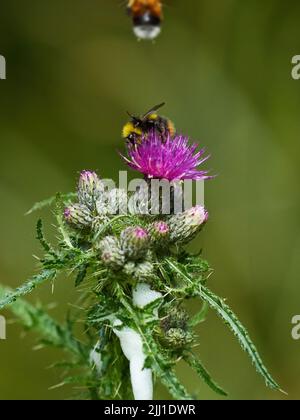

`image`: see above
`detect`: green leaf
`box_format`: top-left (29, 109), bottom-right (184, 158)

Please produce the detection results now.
top-left (189, 302), bottom-right (209, 327)
top-left (183, 352), bottom-right (228, 396)
top-left (0, 269), bottom-right (56, 310)
top-left (26, 193), bottom-right (76, 215)
top-left (36, 219), bottom-right (56, 255)
top-left (54, 193), bottom-right (74, 249)
top-left (196, 285), bottom-right (281, 391)
top-left (143, 332), bottom-right (193, 400)
top-left (75, 265), bottom-right (88, 287)
top-left (0, 284), bottom-right (86, 358)
top-left (158, 366), bottom-right (193, 400)
top-left (166, 259), bottom-right (281, 392)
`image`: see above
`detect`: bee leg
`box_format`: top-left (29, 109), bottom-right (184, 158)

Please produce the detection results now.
top-left (157, 124), bottom-right (168, 143)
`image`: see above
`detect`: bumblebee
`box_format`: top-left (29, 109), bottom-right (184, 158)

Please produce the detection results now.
top-left (122, 103), bottom-right (176, 144)
top-left (127, 0), bottom-right (163, 40)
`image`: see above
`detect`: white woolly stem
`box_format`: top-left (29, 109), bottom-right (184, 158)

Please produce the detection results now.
top-left (113, 283), bottom-right (162, 400)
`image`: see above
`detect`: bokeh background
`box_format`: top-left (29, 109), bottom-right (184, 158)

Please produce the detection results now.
top-left (0, 0), bottom-right (300, 400)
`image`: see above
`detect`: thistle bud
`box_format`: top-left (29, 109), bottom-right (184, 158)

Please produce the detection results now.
top-left (133, 261), bottom-right (155, 282)
top-left (164, 328), bottom-right (193, 349)
top-left (168, 206), bottom-right (208, 244)
top-left (123, 261), bottom-right (154, 281)
top-left (64, 204), bottom-right (93, 229)
top-left (98, 236), bottom-right (125, 270)
top-left (78, 170), bottom-right (103, 211)
top-left (123, 262), bottom-right (136, 277)
top-left (149, 221), bottom-right (170, 244)
top-left (161, 307), bottom-right (189, 332)
top-left (120, 227), bottom-right (150, 260)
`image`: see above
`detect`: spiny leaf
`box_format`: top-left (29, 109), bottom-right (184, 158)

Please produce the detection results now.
top-left (143, 324), bottom-right (193, 400)
top-left (196, 285), bottom-right (281, 391)
top-left (189, 302), bottom-right (209, 327)
top-left (183, 352), bottom-right (228, 397)
top-left (0, 285), bottom-right (86, 358)
top-left (36, 219), bottom-right (56, 256)
top-left (55, 193), bottom-right (74, 248)
top-left (158, 367), bottom-right (193, 400)
top-left (0, 269), bottom-right (56, 310)
top-left (26, 193), bottom-right (76, 215)
top-left (75, 264), bottom-right (88, 287)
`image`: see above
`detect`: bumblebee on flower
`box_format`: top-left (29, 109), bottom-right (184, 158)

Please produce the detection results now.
top-left (122, 130), bottom-right (212, 182)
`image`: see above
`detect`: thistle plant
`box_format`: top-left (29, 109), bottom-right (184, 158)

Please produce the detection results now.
top-left (0, 130), bottom-right (281, 400)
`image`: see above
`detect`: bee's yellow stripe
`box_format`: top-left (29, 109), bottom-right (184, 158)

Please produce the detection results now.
top-left (147, 113), bottom-right (158, 120)
top-left (122, 122), bottom-right (143, 139)
top-left (167, 119), bottom-right (176, 136)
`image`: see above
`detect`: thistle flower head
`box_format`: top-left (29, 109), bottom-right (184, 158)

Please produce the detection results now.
top-left (123, 260), bottom-right (156, 282)
top-left (164, 328), bottom-right (194, 349)
top-left (149, 221), bottom-right (170, 244)
top-left (64, 204), bottom-right (93, 229)
top-left (120, 226), bottom-right (150, 261)
top-left (98, 236), bottom-right (125, 270)
top-left (153, 221), bottom-right (170, 235)
top-left (122, 131), bottom-right (211, 181)
top-left (161, 307), bottom-right (190, 332)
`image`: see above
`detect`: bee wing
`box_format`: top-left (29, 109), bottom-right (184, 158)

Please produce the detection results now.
top-left (142, 102), bottom-right (166, 119)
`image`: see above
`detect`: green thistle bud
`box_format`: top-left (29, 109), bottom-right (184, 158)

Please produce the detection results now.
top-left (168, 206), bottom-right (208, 244)
top-left (123, 262), bottom-right (136, 277)
top-left (64, 204), bottom-right (93, 229)
top-left (98, 236), bottom-right (125, 270)
top-left (161, 307), bottom-right (189, 331)
top-left (164, 328), bottom-right (194, 349)
top-left (78, 170), bottom-right (103, 211)
top-left (133, 261), bottom-right (155, 281)
top-left (149, 221), bottom-right (170, 244)
top-left (123, 261), bottom-right (154, 281)
top-left (120, 227), bottom-right (150, 260)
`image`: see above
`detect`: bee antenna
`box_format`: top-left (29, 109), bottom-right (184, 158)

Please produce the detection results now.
top-left (126, 111), bottom-right (140, 124)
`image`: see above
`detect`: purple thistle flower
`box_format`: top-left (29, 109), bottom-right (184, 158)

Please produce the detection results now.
top-left (149, 221), bottom-right (170, 244)
top-left (120, 227), bottom-right (150, 260)
top-left (122, 131), bottom-right (212, 181)
top-left (132, 227), bottom-right (149, 239)
top-left (153, 221), bottom-right (170, 235)
top-left (64, 207), bottom-right (72, 221)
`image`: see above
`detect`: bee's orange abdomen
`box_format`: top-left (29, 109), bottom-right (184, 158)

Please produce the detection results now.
top-left (129, 0), bottom-right (162, 19)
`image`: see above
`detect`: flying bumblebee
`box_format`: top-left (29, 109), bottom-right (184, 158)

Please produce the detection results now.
top-left (122, 103), bottom-right (176, 144)
top-left (127, 0), bottom-right (163, 40)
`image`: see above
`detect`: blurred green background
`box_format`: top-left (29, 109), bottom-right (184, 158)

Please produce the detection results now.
top-left (0, 0), bottom-right (300, 400)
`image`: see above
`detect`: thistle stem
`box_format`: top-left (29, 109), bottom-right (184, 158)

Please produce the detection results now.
top-left (113, 283), bottom-right (162, 400)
